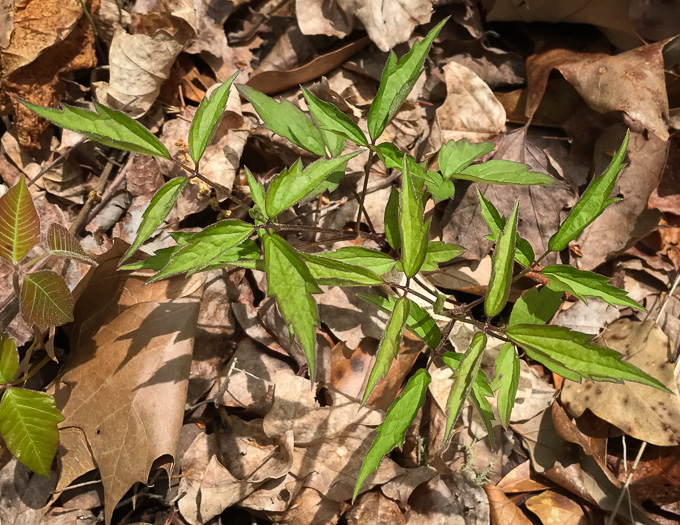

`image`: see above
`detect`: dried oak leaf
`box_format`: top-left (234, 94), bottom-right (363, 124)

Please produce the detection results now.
top-left (50, 240), bottom-right (203, 524)
top-left (561, 318), bottom-right (680, 446)
top-left (484, 483), bottom-right (533, 525)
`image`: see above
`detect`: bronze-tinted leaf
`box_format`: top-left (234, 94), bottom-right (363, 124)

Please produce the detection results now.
top-left (47, 224), bottom-right (96, 264)
top-left (0, 175), bottom-right (40, 264)
top-left (20, 270), bottom-right (74, 326)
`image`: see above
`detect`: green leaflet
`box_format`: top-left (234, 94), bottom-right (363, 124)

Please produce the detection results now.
top-left (444, 332), bottom-right (487, 443)
top-left (47, 224), bottom-right (96, 265)
top-left (0, 175), bottom-right (40, 265)
top-left (438, 139), bottom-right (495, 178)
top-left (420, 241), bottom-right (464, 271)
top-left (121, 177), bottom-right (188, 263)
top-left (354, 369), bottom-right (430, 500)
top-left (549, 131), bottom-right (629, 251)
top-left (452, 160), bottom-right (553, 186)
top-left (509, 285), bottom-right (563, 327)
top-left (491, 342), bottom-right (520, 428)
top-left (358, 294), bottom-right (441, 349)
top-left (120, 246), bottom-right (179, 271)
top-left (20, 271), bottom-right (74, 327)
top-left (20, 100), bottom-right (170, 158)
top-left (477, 187), bottom-right (534, 267)
top-left (148, 220), bottom-right (254, 282)
top-left (385, 187), bottom-right (401, 250)
top-left (368, 18), bottom-right (447, 141)
top-left (302, 87), bottom-right (368, 146)
top-left (0, 337), bottom-right (18, 383)
top-left (541, 265), bottom-right (644, 311)
top-left (507, 324), bottom-right (669, 391)
top-left (189, 70), bottom-right (240, 163)
top-left (485, 201), bottom-right (519, 318)
top-left (0, 388), bottom-right (64, 477)
top-left (245, 167), bottom-right (268, 223)
top-left (236, 84), bottom-right (326, 156)
top-left (400, 156), bottom-right (430, 278)
top-left (301, 253), bottom-right (383, 286)
top-left (188, 239), bottom-right (262, 274)
top-left (264, 234), bottom-right (321, 378)
top-left (442, 351), bottom-right (495, 446)
top-left (266, 153), bottom-right (359, 218)
top-left (315, 247), bottom-right (397, 275)
top-left (362, 297), bottom-right (410, 404)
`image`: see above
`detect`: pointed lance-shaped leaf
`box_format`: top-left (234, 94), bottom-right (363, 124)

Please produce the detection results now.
top-left (264, 234), bottom-right (321, 378)
top-left (265, 152), bottom-right (359, 218)
top-left (20, 270), bottom-right (74, 327)
top-left (0, 336), bottom-right (19, 383)
top-left (0, 175), bottom-right (40, 264)
top-left (316, 246), bottom-right (397, 275)
top-left (384, 187), bottom-right (401, 251)
top-left (362, 297), bottom-right (410, 404)
top-left (236, 84), bottom-right (326, 156)
top-left (20, 100), bottom-right (170, 158)
top-left (444, 332), bottom-right (487, 444)
top-left (492, 342), bottom-right (520, 428)
top-left (368, 18), bottom-right (448, 141)
top-left (400, 156), bottom-right (430, 278)
top-left (507, 324), bottom-right (670, 391)
top-left (47, 224), bottom-right (96, 264)
top-left (438, 139), bottom-right (495, 179)
top-left (300, 253), bottom-right (383, 286)
top-left (0, 388), bottom-right (64, 477)
top-left (246, 167), bottom-right (269, 222)
top-left (509, 285), bottom-right (563, 327)
top-left (453, 160), bottom-right (553, 186)
top-left (189, 70), bottom-right (240, 164)
top-left (549, 131), bottom-right (629, 251)
top-left (485, 201), bottom-right (519, 318)
top-left (302, 87), bottom-right (368, 146)
top-left (121, 177), bottom-right (188, 264)
top-left (420, 241), bottom-right (465, 271)
top-left (541, 264), bottom-right (644, 311)
top-left (354, 369), bottom-right (430, 500)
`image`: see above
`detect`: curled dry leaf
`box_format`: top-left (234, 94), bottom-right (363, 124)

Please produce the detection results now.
top-left (50, 241), bottom-right (203, 524)
top-left (561, 318), bottom-right (680, 446)
top-left (524, 490), bottom-right (587, 525)
top-left (483, 483), bottom-right (533, 525)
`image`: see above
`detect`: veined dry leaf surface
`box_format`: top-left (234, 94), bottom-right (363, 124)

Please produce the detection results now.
top-left (50, 241), bottom-right (204, 524)
top-left (483, 483), bottom-right (533, 525)
top-left (561, 318), bottom-right (680, 446)
top-left (524, 490), bottom-right (588, 525)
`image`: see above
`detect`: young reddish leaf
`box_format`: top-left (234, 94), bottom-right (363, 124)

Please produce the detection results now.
top-left (0, 387), bottom-right (64, 477)
top-left (0, 336), bottom-right (19, 383)
top-left (0, 175), bottom-right (40, 264)
top-left (20, 270), bottom-right (74, 326)
top-left (47, 224), bottom-right (96, 264)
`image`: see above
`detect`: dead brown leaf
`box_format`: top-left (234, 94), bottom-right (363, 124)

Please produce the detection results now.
top-left (484, 483), bottom-right (533, 525)
top-left (50, 240), bottom-right (203, 524)
top-left (525, 490), bottom-right (588, 524)
top-left (346, 491), bottom-right (406, 525)
top-left (611, 445), bottom-right (680, 505)
top-left (496, 460), bottom-right (552, 493)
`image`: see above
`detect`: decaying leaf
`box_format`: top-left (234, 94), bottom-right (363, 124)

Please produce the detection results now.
top-left (525, 490), bottom-right (587, 525)
top-left (561, 318), bottom-right (680, 446)
top-left (50, 241), bottom-right (203, 524)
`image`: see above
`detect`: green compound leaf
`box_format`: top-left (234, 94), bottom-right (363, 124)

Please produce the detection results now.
top-left (549, 131), bottom-right (629, 252)
top-left (400, 156), bottom-right (430, 278)
top-left (120, 246), bottom-right (180, 271)
top-left (420, 241), bottom-right (464, 271)
top-left (368, 18), bottom-right (447, 141)
top-left (0, 387), bottom-right (64, 477)
top-left (302, 87), bottom-right (368, 146)
top-left (236, 84), bottom-right (326, 156)
top-left (372, 144), bottom-right (440, 185)
top-left (358, 294), bottom-right (441, 349)
top-left (149, 219), bottom-right (254, 282)
top-left (509, 285), bottom-right (563, 327)
top-left (442, 351), bottom-right (495, 446)
top-left (485, 201), bottom-right (519, 318)
top-left (0, 336), bottom-right (19, 383)
top-left (362, 297), bottom-right (410, 404)
top-left (316, 246), bottom-right (397, 275)
top-left (0, 175), bottom-right (40, 265)
top-left (453, 160), bottom-right (553, 186)
top-left (507, 324), bottom-right (670, 391)
top-left (264, 234), bottom-right (321, 378)
top-left (245, 168), bottom-right (268, 222)
top-left (444, 332), bottom-right (487, 444)
top-left (301, 253), bottom-right (383, 286)
top-left (541, 264), bottom-right (644, 311)
top-left (20, 100), bottom-right (169, 158)
top-left (385, 187), bottom-right (401, 251)
top-left (47, 224), bottom-right (96, 265)
top-left (20, 271), bottom-right (74, 327)
top-left (477, 187), bottom-right (534, 267)
top-left (121, 177), bottom-right (188, 264)
top-left (491, 342), bottom-right (520, 428)
top-left (439, 139), bottom-right (495, 179)
top-left (266, 153), bottom-right (359, 218)
top-left (189, 70), bottom-right (240, 164)
top-left (354, 369), bottom-right (430, 500)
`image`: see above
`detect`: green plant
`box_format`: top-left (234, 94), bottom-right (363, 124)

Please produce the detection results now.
top-left (0, 176), bottom-right (96, 475)
top-left (20, 18), bottom-right (669, 499)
